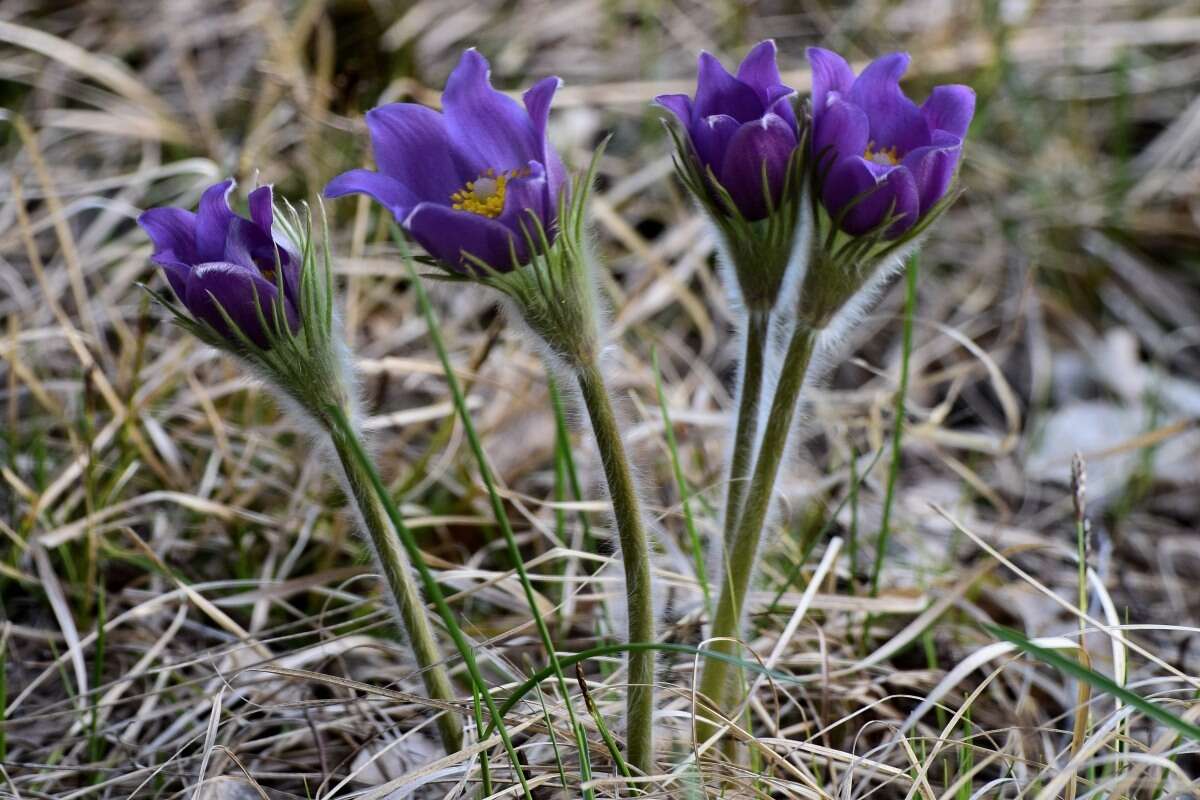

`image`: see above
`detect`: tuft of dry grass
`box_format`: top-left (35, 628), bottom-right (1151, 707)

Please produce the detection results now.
top-left (2, 0), bottom-right (1199, 796)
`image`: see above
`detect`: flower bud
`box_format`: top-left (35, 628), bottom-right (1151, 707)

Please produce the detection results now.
top-left (139, 180), bottom-right (300, 348)
top-left (656, 40), bottom-right (800, 222)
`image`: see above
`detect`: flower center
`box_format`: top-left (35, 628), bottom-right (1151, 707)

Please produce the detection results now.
top-left (864, 141), bottom-right (900, 166)
top-left (450, 167), bottom-right (527, 218)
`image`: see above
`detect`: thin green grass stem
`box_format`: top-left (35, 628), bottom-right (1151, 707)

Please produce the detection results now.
top-left (867, 254), bottom-right (918, 602)
top-left (652, 348), bottom-right (710, 614)
top-left (403, 256), bottom-right (594, 796)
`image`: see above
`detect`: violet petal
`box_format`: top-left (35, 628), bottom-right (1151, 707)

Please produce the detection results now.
top-left (718, 113), bottom-right (798, 221)
top-left (404, 202), bottom-right (527, 274)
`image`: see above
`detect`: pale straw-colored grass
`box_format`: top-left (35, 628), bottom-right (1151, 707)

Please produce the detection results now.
top-left (2, 0), bottom-right (1199, 797)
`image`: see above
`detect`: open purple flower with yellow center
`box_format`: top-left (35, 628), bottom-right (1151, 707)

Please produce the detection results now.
top-left (324, 49), bottom-right (565, 274)
top-left (808, 48), bottom-right (974, 238)
top-left (655, 40), bottom-right (800, 221)
top-left (138, 180), bottom-right (299, 348)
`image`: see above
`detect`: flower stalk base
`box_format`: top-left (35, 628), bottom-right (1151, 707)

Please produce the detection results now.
top-left (575, 357), bottom-right (657, 776)
top-left (326, 419), bottom-right (464, 754)
top-left (721, 309), bottom-right (770, 554)
top-left (697, 324), bottom-right (819, 746)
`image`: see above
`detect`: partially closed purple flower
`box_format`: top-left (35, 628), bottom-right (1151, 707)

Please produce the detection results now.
top-left (139, 180), bottom-right (299, 348)
top-left (656, 41), bottom-right (800, 221)
top-left (808, 48), bottom-right (974, 238)
top-left (325, 49), bottom-right (565, 274)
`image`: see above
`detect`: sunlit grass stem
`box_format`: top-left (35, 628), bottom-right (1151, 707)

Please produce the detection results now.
top-left (696, 324), bottom-right (818, 743)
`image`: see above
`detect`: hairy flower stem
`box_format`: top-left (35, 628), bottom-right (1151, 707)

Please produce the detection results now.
top-left (721, 309), bottom-right (770, 553)
top-left (326, 405), bottom-right (534, 796)
top-left (325, 420), bottom-right (464, 755)
top-left (696, 325), bottom-right (818, 745)
top-left (574, 357), bottom-right (656, 777)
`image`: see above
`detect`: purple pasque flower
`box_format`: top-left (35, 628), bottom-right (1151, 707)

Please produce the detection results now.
top-left (656, 40), bottom-right (800, 221)
top-left (324, 49), bottom-right (565, 274)
top-left (139, 180), bottom-right (299, 348)
top-left (808, 48), bottom-right (975, 238)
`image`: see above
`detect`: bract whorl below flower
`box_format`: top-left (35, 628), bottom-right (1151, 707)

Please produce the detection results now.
top-left (808, 47), bottom-right (975, 238)
top-left (138, 180), bottom-right (300, 348)
top-left (655, 40), bottom-right (800, 221)
top-left (324, 49), bottom-right (566, 275)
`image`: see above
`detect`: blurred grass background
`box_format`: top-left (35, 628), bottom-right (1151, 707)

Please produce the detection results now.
top-left (2, 0), bottom-right (1199, 796)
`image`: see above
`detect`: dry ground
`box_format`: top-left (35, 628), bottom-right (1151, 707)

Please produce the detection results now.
top-left (2, 0), bottom-right (1200, 797)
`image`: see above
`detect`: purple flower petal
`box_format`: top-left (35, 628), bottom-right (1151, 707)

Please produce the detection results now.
top-left (195, 180), bottom-right (237, 263)
top-left (523, 76), bottom-right (567, 209)
top-left (324, 169), bottom-right (420, 220)
top-left (154, 256), bottom-right (192, 301)
top-left (736, 40), bottom-right (783, 99)
top-left (718, 113), bottom-right (798, 220)
top-left (848, 53), bottom-right (930, 154)
top-left (404, 202), bottom-right (527, 274)
top-left (823, 156), bottom-right (919, 237)
top-left (443, 49), bottom-right (541, 174)
top-left (812, 96), bottom-right (869, 170)
top-left (691, 114), bottom-right (741, 172)
top-left (497, 161), bottom-right (552, 242)
top-left (138, 207), bottom-right (198, 297)
top-left (694, 51), bottom-right (764, 123)
top-left (763, 84), bottom-right (799, 135)
top-left (922, 85), bottom-right (976, 139)
top-left (184, 261), bottom-right (297, 347)
top-left (248, 185), bottom-right (274, 232)
top-left (807, 48), bottom-right (855, 120)
top-left (366, 104), bottom-right (477, 202)
top-left (654, 93), bottom-right (693, 125)
top-left (225, 217), bottom-right (302, 311)
top-left (901, 131), bottom-right (962, 213)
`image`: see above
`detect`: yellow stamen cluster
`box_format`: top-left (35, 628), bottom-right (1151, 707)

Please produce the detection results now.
top-left (863, 141), bottom-right (900, 166)
top-left (450, 167), bottom-right (527, 218)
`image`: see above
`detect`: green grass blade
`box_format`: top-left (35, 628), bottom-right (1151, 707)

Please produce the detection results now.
top-left (985, 624), bottom-right (1200, 742)
top-left (396, 229), bottom-right (591, 781)
top-left (651, 348), bottom-right (710, 614)
top-left (869, 252), bottom-right (919, 599)
top-left (324, 404), bottom-right (532, 797)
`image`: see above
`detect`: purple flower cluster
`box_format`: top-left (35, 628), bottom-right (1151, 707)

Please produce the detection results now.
top-left (139, 181), bottom-right (298, 348)
top-left (324, 49), bottom-right (565, 274)
top-left (655, 41), bottom-right (800, 221)
top-left (808, 48), bottom-right (974, 238)
top-left (139, 44), bottom-right (974, 343)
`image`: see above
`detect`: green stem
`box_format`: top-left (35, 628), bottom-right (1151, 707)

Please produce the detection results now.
top-left (574, 358), bottom-right (656, 777)
top-left (326, 422), bottom-right (463, 755)
top-left (868, 254), bottom-right (918, 599)
top-left (722, 309), bottom-right (770, 554)
top-left (696, 324), bottom-right (818, 744)
top-left (405, 261), bottom-right (595, 799)
top-left (325, 406), bottom-right (532, 797)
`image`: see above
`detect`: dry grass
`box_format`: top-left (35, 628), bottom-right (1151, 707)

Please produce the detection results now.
top-left (3, 0), bottom-right (1200, 797)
